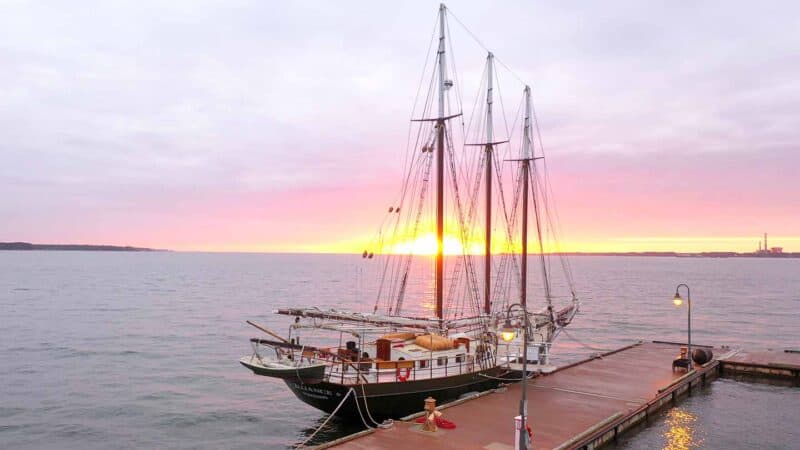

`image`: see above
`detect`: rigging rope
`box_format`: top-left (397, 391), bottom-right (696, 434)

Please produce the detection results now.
top-left (368, 5), bottom-right (579, 324)
top-left (445, 8), bottom-right (528, 88)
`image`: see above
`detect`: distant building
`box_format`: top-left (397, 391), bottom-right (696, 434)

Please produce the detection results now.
top-left (755, 233), bottom-right (784, 255)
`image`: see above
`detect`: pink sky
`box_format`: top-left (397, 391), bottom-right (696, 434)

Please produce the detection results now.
top-left (1, 1), bottom-right (798, 253)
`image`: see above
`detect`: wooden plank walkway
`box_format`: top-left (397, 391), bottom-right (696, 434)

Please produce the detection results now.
top-left (719, 348), bottom-right (800, 383)
top-left (323, 342), bottom-right (718, 450)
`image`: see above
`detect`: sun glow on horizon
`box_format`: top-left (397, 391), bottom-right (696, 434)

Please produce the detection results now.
top-left (389, 233), bottom-right (483, 256)
top-left (385, 232), bottom-right (546, 255)
top-left (164, 234), bottom-right (800, 254)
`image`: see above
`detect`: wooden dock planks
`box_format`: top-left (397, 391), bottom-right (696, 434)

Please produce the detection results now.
top-left (719, 349), bottom-right (800, 383)
top-left (322, 342), bottom-right (717, 450)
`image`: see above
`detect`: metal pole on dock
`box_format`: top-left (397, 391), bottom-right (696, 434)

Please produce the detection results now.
top-left (673, 284), bottom-right (692, 370)
top-left (501, 303), bottom-right (530, 449)
top-left (519, 314), bottom-right (529, 450)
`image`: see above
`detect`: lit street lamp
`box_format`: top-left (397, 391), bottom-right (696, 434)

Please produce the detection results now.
top-left (500, 303), bottom-right (530, 450)
top-left (672, 283), bottom-right (692, 370)
top-left (500, 321), bottom-right (518, 343)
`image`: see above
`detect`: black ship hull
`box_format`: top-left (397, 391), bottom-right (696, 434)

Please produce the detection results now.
top-left (282, 367), bottom-right (508, 420)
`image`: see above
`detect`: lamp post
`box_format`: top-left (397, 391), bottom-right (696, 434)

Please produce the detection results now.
top-left (500, 303), bottom-right (529, 450)
top-left (672, 283), bottom-right (692, 370)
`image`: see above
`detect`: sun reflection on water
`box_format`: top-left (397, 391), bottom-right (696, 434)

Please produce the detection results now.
top-left (663, 408), bottom-right (702, 449)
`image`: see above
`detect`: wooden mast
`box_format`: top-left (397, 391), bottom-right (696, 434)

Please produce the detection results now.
top-left (435, 3), bottom-right (446, 321)
top-left (484, 52), bottom-right (494, 315)
top-left (525, 86), bottom-right (553, 320)
top-left (518, 85), bottom-right (552, 311)
top-left (521, 86), bottom-right (532, 308)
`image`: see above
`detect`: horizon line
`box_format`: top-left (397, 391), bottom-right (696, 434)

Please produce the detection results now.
top-left (3, 242), bottom-right (798, 257)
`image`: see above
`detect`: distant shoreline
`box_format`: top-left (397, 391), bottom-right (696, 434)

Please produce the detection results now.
top-left (1, 243), bottom-right (796, 257)
top-left (0, 242), bottom-right (165, 252)
top-left (560, 251), bottom-right (800, 258)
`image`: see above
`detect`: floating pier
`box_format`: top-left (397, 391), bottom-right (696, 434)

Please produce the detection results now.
top-left (719, 348), bottom-right (800, 385)
top-left (314, 341), bottom-right (800, 450)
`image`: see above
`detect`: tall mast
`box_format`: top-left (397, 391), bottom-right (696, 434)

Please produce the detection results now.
top-left (435, 3), bottom-right (446, 321)
top-left (520, 86), bottom-right (531, 308)
top-left (484, 52), bottom-right (494, 315)
top-left (527, 88), bottom-right (553, 319)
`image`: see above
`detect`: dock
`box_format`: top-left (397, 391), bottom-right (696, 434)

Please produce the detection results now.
top-left (719, 348), bottom-right (800, 384)
top-left (315, 341), bottom-right (800, 450)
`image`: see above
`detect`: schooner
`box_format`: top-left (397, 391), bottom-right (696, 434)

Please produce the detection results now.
top-left (240, 3), bottom-right (580, 420)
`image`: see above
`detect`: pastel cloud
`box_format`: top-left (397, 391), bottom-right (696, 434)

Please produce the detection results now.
top-left (1, 1), bottom-right (798, 252)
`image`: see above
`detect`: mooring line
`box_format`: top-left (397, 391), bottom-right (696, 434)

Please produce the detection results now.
top-left (295, 388), bottom-right (359, 449)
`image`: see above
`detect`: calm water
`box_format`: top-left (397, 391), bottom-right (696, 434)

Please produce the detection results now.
top-left (611, 378), bottom-right (800, 450)
top-left (1, 252), bottom-right (798, 449)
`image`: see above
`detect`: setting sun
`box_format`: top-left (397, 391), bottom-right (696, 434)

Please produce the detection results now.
top-left (389, 233), bottom-right (483, 255)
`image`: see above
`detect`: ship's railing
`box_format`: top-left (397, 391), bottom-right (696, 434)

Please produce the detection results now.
top-left (309, 350), bottom-right (497, 385)
top-left (326, 356), bottom-right (474, 385)
top-left (250, 337), bottom-right (498, 385)
top-left (498, 341), bottom-right (549, 366)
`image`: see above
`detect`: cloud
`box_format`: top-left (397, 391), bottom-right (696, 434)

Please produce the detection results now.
top-left (1, 0), bottom-right (798, 250)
